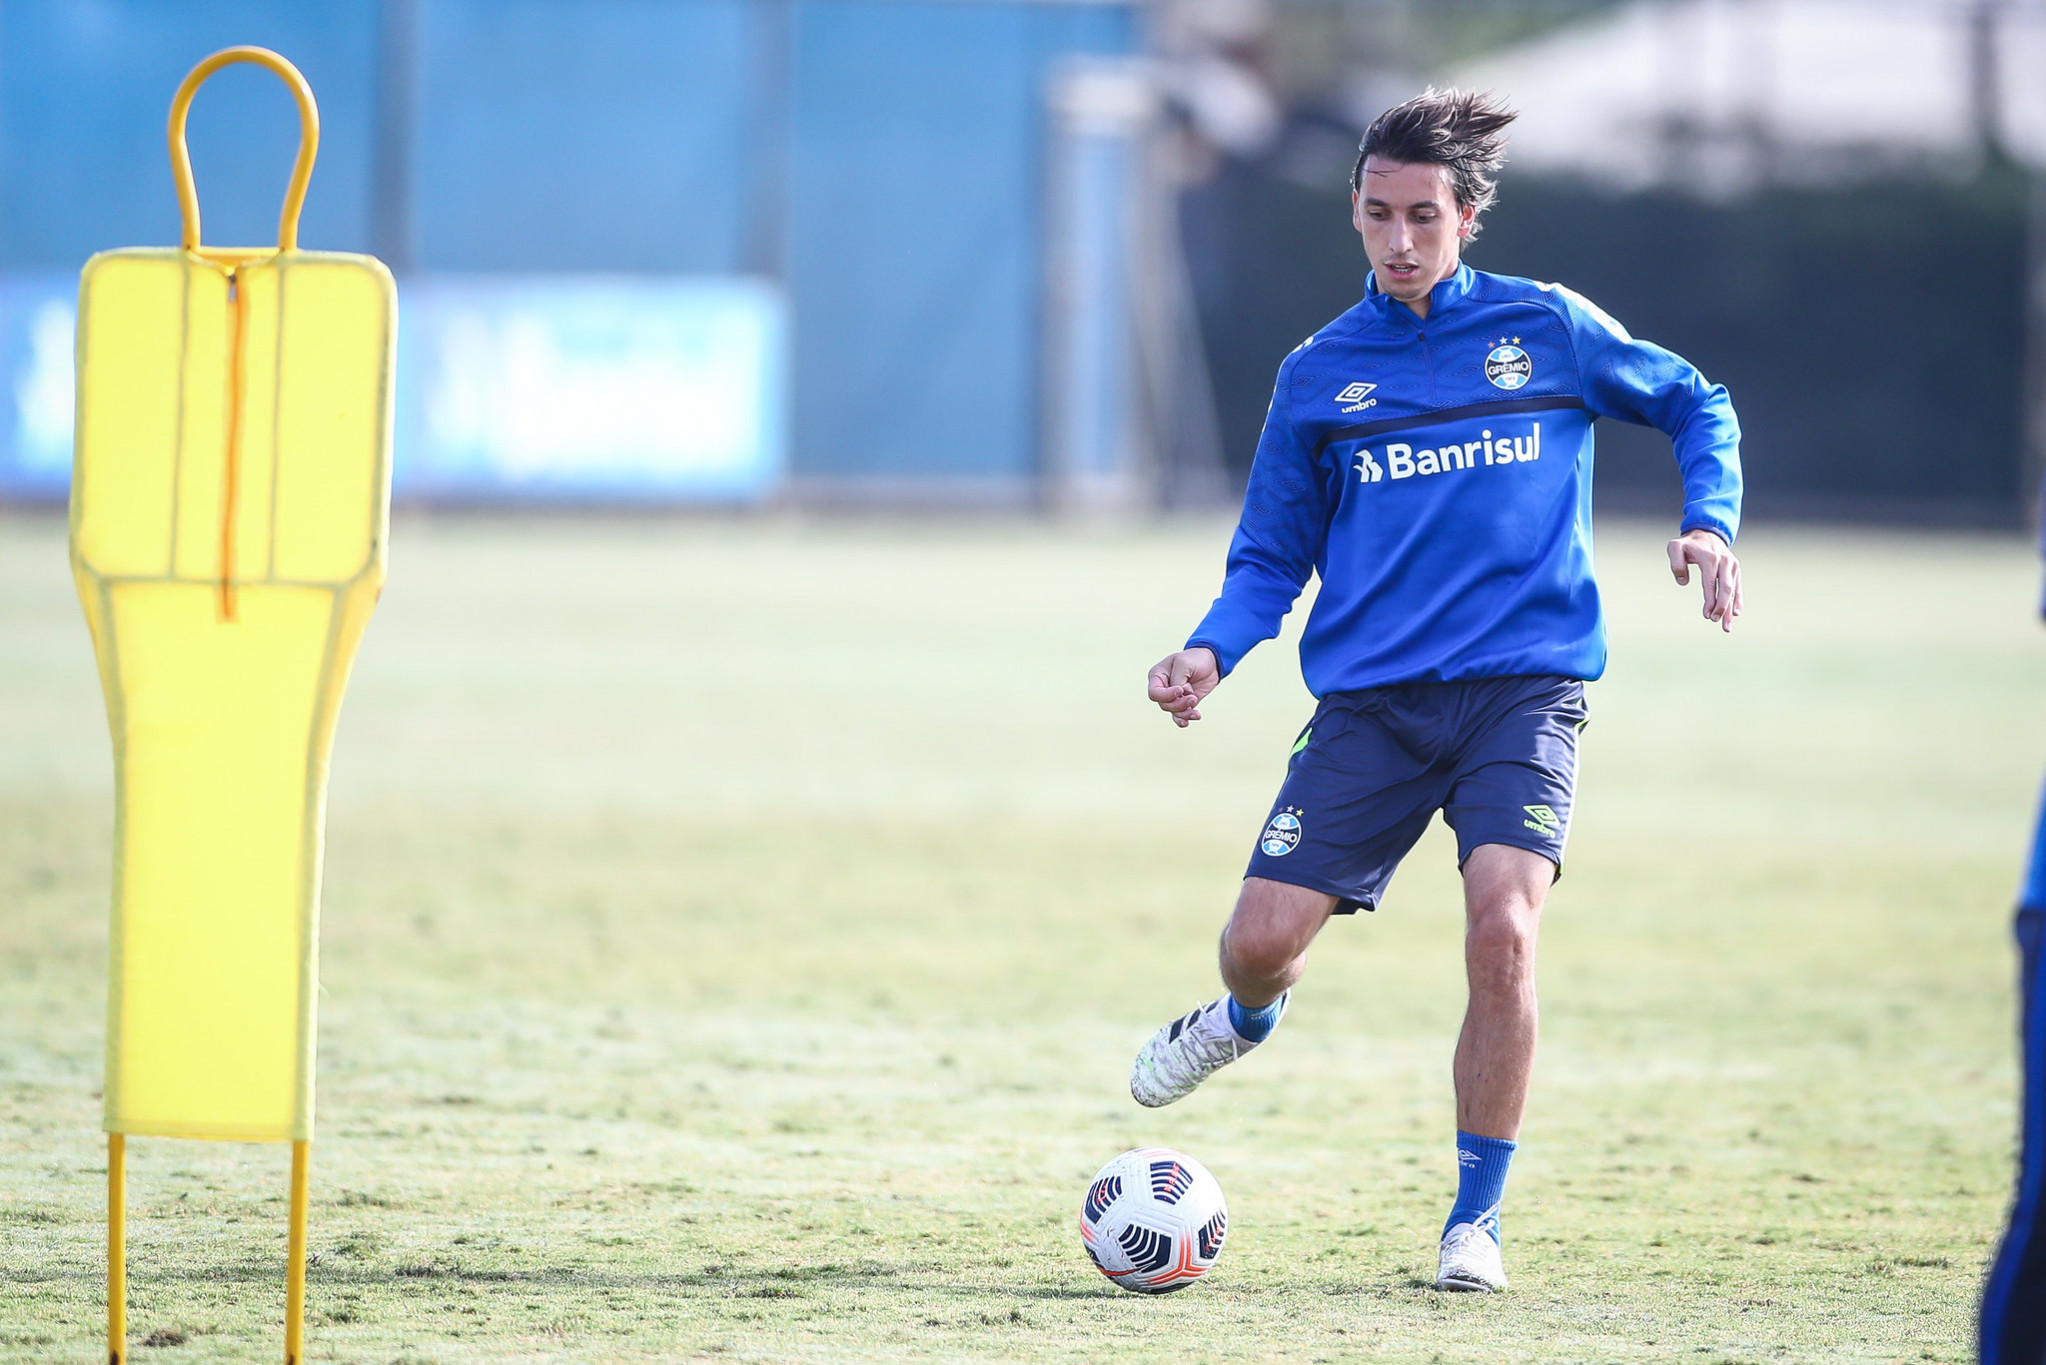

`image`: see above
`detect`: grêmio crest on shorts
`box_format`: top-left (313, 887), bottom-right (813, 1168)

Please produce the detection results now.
top-left (1185, 264), bottom-right (1744, 698)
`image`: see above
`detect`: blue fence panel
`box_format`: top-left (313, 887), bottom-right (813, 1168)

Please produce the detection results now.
top-left (785, 0), bottom-right (1135, 488)
top-left (0, 0), bottom-right (378, 265)
top-left (0, 0), bottom-right (1141, 501)
top-left (409, 0), bottom-right (753, 273)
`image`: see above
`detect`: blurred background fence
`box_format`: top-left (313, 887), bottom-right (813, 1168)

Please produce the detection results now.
top-left (1, 0), bottom-right (2042, 521)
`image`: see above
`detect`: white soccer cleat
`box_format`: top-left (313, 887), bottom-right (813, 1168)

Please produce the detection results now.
top-left (1435, 1220), bottom-right (1508, 1292)
top-left (1128, 994), bottom-right (1283, 1108)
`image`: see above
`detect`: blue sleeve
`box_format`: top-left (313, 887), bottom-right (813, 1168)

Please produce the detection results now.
top-left (2024, 777), bottom-right (2046, 909)
top-left (1554, 285), bottom-right (1743, 545)
top-left (1185, 353), bottom-right (1330, 677)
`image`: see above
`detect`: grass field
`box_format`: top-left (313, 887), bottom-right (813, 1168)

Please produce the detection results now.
top-left (1, 510), bottom-right (2040, 1364)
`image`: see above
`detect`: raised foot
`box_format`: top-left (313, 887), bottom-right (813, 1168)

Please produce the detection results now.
top-left (1127, 993), bottom-right (1284, 1108)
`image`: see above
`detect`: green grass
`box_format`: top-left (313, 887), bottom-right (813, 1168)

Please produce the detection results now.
top-left (1, 510), bottom-right (2038, 1363)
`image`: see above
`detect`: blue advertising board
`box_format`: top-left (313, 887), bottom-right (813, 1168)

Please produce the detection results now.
top-left (0, 272), bottom-right (77, 499)
top-left (395, 276), bottom-right (786, 501)
top-left (0, 272), bottom-right (787, 502)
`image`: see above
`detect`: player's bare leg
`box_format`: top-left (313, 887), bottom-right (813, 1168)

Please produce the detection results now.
top-left (1219, 877), bottom-right (1337, 1007)
top-left (1438, 841), bottom-right (1552, 1291)
top-left (1130, 879), bottom-right (1334, 1107)
top-left (1455, 844), bottom-right (1550, 1136)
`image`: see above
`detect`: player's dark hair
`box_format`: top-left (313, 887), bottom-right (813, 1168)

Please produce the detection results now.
top-left (1350, 88), bottom-right (1516, 239)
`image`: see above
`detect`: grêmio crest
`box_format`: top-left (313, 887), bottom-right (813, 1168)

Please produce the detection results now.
top-left (1484, 340), bottom-right (1532, 391)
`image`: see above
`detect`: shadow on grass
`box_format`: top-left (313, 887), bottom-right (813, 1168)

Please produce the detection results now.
top-left (3, 1256), bottom-right (1431, 1305)
top-left (0, 1256), bottom-right (1108, 1298)
top-left (0, 1257), bottom-right (1444, 1302)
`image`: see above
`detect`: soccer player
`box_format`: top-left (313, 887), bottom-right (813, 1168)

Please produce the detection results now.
top-left (1979, 554), bottom-right (2046, 1362)
top-left (1128, 89), bottom-right (1743, 1293)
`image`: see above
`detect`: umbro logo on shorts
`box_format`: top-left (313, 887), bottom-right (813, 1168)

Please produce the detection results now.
top-left (1522, 804), bottom-right (1562, 836)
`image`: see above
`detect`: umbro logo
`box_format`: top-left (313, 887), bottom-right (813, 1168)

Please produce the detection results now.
top-left (1333, 381), bottom-right (1378, 414)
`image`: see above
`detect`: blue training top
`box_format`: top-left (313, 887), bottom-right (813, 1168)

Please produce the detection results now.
top-left (1187, 263), bottom-right (1743, 696)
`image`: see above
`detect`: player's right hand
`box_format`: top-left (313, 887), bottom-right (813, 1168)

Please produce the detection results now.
top-left (1148, 647), bottom-right (1221, 727)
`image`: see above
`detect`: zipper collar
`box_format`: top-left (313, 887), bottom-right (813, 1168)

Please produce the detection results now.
top-left (1364, 262), bottom-right (1475, 324)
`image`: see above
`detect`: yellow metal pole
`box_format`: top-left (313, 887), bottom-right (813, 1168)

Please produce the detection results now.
top-left (284, 1140), bottom-right (309, 1365)
top-left (108, 1133), bottom-right (126, 1365)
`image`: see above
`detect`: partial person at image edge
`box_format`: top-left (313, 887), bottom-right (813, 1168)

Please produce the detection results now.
top-left (1979, 502), bottom-right (2046, 1364)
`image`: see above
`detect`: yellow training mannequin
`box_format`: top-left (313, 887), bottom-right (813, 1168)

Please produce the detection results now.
top-left (70, 46), bottom-right (394, 1365)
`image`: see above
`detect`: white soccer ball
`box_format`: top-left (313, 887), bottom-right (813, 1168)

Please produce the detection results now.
top-left (1079, 1147), bottom-right (1228, 1294)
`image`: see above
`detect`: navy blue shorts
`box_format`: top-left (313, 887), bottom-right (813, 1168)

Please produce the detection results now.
top-left (1245, 674), bottom-right (1588, 914)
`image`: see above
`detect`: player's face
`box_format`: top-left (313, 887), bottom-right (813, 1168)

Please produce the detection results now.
top-left (1352, 157), bottom-right (1474, 316)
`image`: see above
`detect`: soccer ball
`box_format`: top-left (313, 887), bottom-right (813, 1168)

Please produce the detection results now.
top-left (1079, 1147), bottom-right (1228, 1293)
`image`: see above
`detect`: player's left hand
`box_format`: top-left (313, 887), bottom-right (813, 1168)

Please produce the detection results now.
top-left (1667, 528), bottom-right (1742, 632)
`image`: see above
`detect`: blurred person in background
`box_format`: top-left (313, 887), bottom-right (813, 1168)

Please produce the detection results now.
top-left (1980, 527), bottom-right (2046, 1362)
top-left (1130, 87), bottom-right (1743, 1294)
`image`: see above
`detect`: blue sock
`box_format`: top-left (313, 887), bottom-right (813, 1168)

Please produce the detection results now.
top-left (1444, 1131), bottom-right (1517, 1244)
top-left (1225, 993), bottom-right (1284, 1043)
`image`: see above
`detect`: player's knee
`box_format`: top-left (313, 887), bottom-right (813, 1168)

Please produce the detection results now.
top-left (1465, 912), bottom-right (1537, 990)
top-left (1219, 918), bottom-right (1303, 982)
